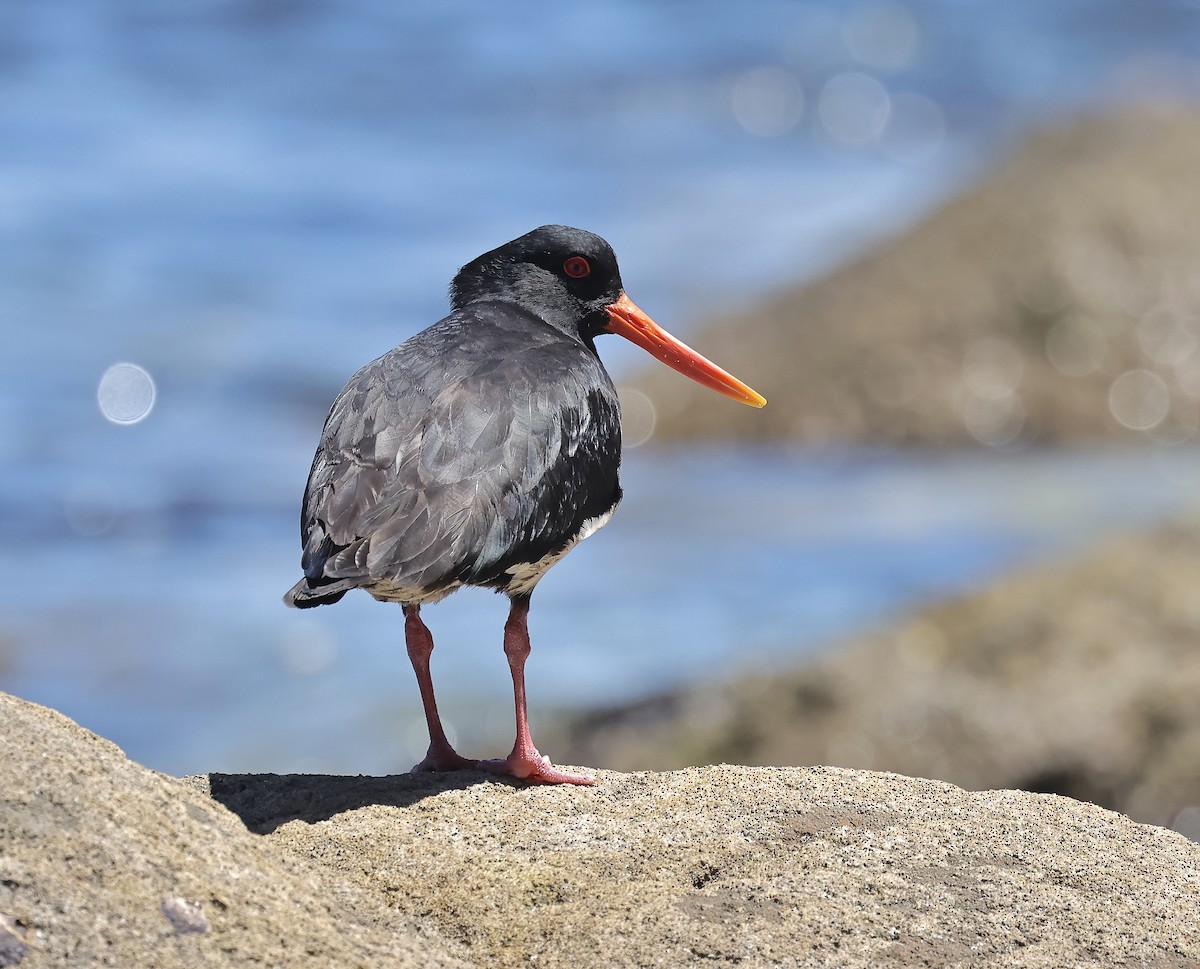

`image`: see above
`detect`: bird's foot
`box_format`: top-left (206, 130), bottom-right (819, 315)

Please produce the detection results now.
top-left (478, 750), bottom-right (595, 786)
top-left (409, 743), bottom-right (477, 774)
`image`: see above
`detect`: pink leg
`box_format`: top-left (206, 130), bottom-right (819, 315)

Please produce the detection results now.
top-left (479, 598), bottom-right (595, 786)
top-left (404, 604), bottom-right (476, 773)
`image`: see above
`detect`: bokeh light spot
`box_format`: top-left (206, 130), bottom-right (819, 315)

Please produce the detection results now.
top-left (880, 91), bottom-right (946, 164)
top-left (63, 481), bottom-right (118, 538)
top-left (98, 362), bottom-right (156, 425)
top-left (1045, 315), bottom-right (1107, 377)
top-left (617, 386), bottom-right (657, 448)
top-left (1108, 369), bottom-right (1170, 430)
top-left (730, 66), bottom-right (805, 137)
top-left (1137, 303), bottom-right (1198, 366)
top-left (961, 391), bottom-right (1025, 447)
top-left (963, 337), bottom-right (1023, 400)
top-left (1175, 353), bottom-right (1200, 399)
top-left (818, 72), bottom-right (891, 145)
top-left (1147, 402), bottom-right (1198, 446)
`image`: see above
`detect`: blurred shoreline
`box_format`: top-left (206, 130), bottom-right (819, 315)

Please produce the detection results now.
top-left (559, 511), bottom-right (1200, 835)
top-left (13, 440), bottom-right (1200, 776)
top-left (635, 107), bottom-right (1200, 449)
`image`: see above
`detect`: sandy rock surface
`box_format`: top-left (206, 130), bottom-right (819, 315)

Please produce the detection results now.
top-left (0, 692), bottom-right (469, 968)
top-left (4, 690), bottom-right (1200, 966)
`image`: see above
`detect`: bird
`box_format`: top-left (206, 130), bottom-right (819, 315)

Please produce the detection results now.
top-left (284, 225), bottom-right (765, 785)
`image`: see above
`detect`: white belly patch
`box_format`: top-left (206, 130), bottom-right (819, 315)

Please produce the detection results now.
top-left (503, 508), bottom-right (615, 596)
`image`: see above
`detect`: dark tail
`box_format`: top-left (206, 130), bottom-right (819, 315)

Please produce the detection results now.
top-left (283, 578), bottom-right (349, 609)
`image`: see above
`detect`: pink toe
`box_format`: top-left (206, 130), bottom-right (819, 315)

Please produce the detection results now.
top-left (479, 753), bottom-right (595, 786)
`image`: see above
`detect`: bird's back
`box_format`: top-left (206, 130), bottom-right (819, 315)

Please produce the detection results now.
top-left (285, 301), bottom-right (622, 608)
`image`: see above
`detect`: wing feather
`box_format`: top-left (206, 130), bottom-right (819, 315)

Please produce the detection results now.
top-left (294, 305), bottom-right (621, 601)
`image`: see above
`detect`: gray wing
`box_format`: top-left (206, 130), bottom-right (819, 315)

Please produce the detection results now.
top-left (287, 311), bottom-right (621, 605)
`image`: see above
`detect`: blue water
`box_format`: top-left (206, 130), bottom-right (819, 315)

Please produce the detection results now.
top-left (7, 444), bottom-right (1200, 775)
top-left (3, 2), bottom-right (1200, 774)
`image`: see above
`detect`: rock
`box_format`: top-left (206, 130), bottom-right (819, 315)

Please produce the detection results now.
top-left (562, 517), bottom-right (1200, 833)
top-left (5, 691), bottom-right (1200, 966)
top-left (635, 107), bottom-right (1200, 447)
top-left (205, 766), bottom-right (1200, 968)
top-left (0, 692), bottom-right (470, 968)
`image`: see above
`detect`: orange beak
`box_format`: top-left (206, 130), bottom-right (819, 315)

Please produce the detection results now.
top-left (604, 292), bottom-right (766, 408)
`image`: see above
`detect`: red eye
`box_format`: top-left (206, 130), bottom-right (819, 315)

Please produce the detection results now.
top-left (563, 255), bottom-right (591, 279)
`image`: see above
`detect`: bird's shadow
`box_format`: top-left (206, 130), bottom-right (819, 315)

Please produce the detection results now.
top-left (202, 769), bottom-right (514, 834)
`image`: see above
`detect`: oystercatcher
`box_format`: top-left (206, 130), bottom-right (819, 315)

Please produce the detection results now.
top-left (284, 225), bottom-right (764, 785)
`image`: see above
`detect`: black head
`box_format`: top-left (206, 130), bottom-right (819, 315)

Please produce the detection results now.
top-left (449, 225), bottom-right (625, 340)
top-left (450, 225), bottom-right (769, 408)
